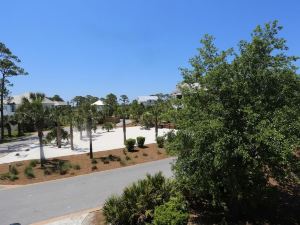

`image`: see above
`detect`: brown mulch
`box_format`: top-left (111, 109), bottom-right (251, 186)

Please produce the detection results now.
top-left (0, 143), bottom-right (168, 185)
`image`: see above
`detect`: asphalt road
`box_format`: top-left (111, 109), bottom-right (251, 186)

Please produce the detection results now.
top-left (0, 158), bottom-right (174, 225)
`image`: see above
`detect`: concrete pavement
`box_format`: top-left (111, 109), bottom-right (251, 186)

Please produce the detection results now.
top-left (0, 158), bottom-right (174, 225)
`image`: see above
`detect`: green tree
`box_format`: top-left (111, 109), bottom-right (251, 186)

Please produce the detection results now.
top-left (119, 95), bottom-right (129, 143)
top-left (19, 93), bottom-right (49, 167)
top-left (104, 93), bottom-right (118, 116)
top-left (129, 100), bottom-right (144, 123)
top-left (0, 42), bottom-right (28, 142)
top-left (169, 21), bottom-right (300, 216)
top-left (48, 94), bottom-right (64, 102)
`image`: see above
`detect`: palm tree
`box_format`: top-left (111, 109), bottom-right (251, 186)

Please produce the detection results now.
top-left (119, 95), bottom-right (129, 143)
top-left (20, 93), bottom-right (48, 167)
top-left (80, 102), bottom-right (99, 159)
top-left (63, 104), bottom-right (75, 150)
top-left (49, 107), bottom-right (65, 148)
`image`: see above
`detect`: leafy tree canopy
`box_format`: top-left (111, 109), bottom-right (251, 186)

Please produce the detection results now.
top-left (169, 21), bottom-right (300, 214)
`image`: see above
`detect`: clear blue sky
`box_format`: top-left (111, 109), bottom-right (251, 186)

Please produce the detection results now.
top-left (2, 0), bottom-right (300, 101)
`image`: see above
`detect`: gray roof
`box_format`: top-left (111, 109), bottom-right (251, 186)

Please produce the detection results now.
top-left (137, 96), bottom-right (158, 103)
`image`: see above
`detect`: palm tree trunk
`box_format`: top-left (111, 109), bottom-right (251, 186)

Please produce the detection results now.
top-left (70, 122), bottom-right (74, 150)
top-left (57, 124), bottom-right (62, 148)
top-left (17, 123), bottom-right (24, 137)
top-left (88, 118), bottom-right (93, 159)
top-left (122, 116), bottom-right (126, 143)
top-left (79, 128), bottom-right (83, 140)
top-left (5, 123), bottom-right (12, 137)
top-left (38, 130), bottom-right (46, 167)
top-left (0, 76), bottom-right (5, 142)
top-left (155, 116), bottom-right (158, 139)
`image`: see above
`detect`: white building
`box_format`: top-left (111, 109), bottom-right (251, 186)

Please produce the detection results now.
top-left (137, 96), bottom-right (158, 106)
top-left (2, 93), bottom-right (67, 117)
top-left (92, 99), bottom-right (106, 111)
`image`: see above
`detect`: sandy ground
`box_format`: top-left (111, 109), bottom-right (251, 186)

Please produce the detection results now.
top-left (0, 126), bottom-right (170, 164)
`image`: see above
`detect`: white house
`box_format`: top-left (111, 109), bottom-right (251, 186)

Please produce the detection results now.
top-left (2, 93), bottom-right (67, 117)
top-left (137, 96), bottom-right (158, 106)
top-left (92, 99), bottom-right (106, 111)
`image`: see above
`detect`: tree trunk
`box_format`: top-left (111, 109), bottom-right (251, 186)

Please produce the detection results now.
top-left (5, 123), bottom-right (12, 137)
top-left (79, 128), bottom-right (83, 140)
top-left (123, 116), bottom-right (126, 143)
top-left (0, 76), bottom-right (5, 142)
top-left (70, 122), bottom-right (74, 150)
top-left (155, 116), bottom-right (158, 139)
top-left (57, 123), bottom-right (62, 148)
top-left (38, 130), bottom-right (46, 167)
top-left (88, 118), bottom-right (93, 159)
top-left (17, 123), bottom-right (24, 137)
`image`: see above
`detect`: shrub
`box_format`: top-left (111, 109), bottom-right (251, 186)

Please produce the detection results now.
top-left (44, 168), bottom-right (52, 175)
top-left (103, 172), bottom-right (172, 225)
top-left (153, 196), bottom-right (189, 225)
top-left (58, 161), bottom-right (71, 175)
top-left (30, 160), bottom-right (39, 167)
top-left (24, 166), bottom-right (35, 179)
top-left (125, 138), bottom-right (136, 151)
top-left (156, 136), bottom-right (165, 148)
top-left (103, 158), bottom-right (110, 164)
top-left (91, 159), bottom-right (98, 164)
top-left (92, 165), bottom-right (98, 170)
top-left (125, 155), bottom-right (131, 161)
top-left (143, 152), bottom-right (148, 157)
top-left (136, 136), bottom-right (146, 148)
top-left (8, 174), bottom-right (19, 181)
top-left (0, 173), bottom-right (10, 180)
top-left (102, 122), bottom-right (115, 132)
top-left (9, 165), bottom-right (19, 175)
top-left (73, 164), bottom-right (81, 170)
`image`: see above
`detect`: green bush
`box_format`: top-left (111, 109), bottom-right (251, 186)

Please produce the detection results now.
top-left (136, 136), bottom-right (145, 148)
top-left (8, 174), bottom-right (19, 181)
top-left (125, 138), bottom-right (136, 151)
top-left (156, 136), bottom-right (165, 148)
top-left (44, 168), bottom-right (52, 175)
top-left (103, 172), bottom-right (172, 225)
top-left (102, 122), bottom-right (115, 132)
top-left (24, 166), bottom-right (35, 179)
top-left (91, 159), bottom-right (98, 164)
top-left (0, 173), bottom-right (10, 180)
top-left (73, 164), bottom-right (81, 170)
top-left (30, 160), bottom-right (39, 167)
top-left (153, 196), bottom-right (189, 225)
top-left (58, 161), bottom-right (72, 175)
top-left (9, 165), bottom-right (19, 175)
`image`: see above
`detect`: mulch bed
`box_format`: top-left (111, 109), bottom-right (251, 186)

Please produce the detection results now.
top-left (0, 143), bottom-right (168, 185)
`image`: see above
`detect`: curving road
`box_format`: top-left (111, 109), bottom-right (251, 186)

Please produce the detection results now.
top-left (0, 158), bottom-right (174, 225)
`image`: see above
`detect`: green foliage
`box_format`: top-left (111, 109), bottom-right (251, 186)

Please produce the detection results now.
top-left (130, 100), bottom-right (145, 123)
top-left (45, 127), bottom-right (69, 144)
top-left (24, 166), bottom-right (35, 179)
top-left (103, 93), bottom-right (118, 116)
top-left (103, 172), bottom-right (172, 225)
top-left (44, 168), bottom-right (52, 175)
top-left (91, 158), bottom-right (98, 164)
top-left (169, 21), bottom-right (300, 215)
top-left (9, 165), bottom-right (19, 175)
top-left (73, 164), bottom-right (81, 170)
top-left (136, 136), bottom-right (145, 148)
top-left (125, 138), bottom-right (136, 151)
top-left (153, 196), bottom-right (189, 225)
top-left (140, 112), bottom-right (153, 129)
top-left (102, 122), bottom-right (115, 132)
top-left (156, 136), bottom-right (165, 148)
top-left (29, 160), bottom-right (39, 167)
top-left (58, 161), bottom-right (72, 175)
top-left (0, 172), bottom-right (19, 181)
